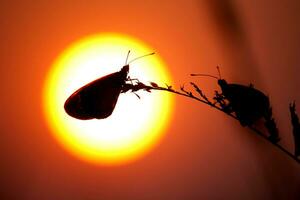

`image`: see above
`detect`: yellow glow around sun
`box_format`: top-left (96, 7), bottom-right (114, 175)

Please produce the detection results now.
top-left (43, 33), bottom-right (173, 166)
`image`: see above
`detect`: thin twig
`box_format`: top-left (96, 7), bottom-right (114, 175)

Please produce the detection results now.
top-left (122, 81), bottom-right (300, 164)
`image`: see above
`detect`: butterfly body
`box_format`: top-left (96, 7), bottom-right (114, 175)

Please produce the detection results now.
top-left (218, 79), bottom-right (270, 126)
top-left (64, 51), bottom-right (154, 120)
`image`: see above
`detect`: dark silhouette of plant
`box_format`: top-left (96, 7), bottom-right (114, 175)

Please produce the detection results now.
top-left (289, 102), bottom-right (300, 157)
top-left (264, 106), bottom-right (280, 143)
top-left (122, 79), bottom-right (300, 164)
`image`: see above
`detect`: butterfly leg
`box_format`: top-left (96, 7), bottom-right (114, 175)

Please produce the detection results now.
top-left (127, 76), bottom-right (140, 84)
top-left (121, 83), bottom-right (134, 93)
top-left (214, 91), bottom-right (232, 113)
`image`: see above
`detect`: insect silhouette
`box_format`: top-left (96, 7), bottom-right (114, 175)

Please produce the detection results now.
top-left (64, 51), bottom-right (154, 120)
top-left (191, 67), bottom-right (272, 127)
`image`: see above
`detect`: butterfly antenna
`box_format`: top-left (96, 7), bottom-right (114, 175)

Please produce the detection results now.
top-left (190, 73), bottom-right (219, 79)
top-left (128, 52), bottom-right (155, 64)
top-left (125, 50), bottom-right (131, 65)
top-left (216, 66), bottom-right (222, 79)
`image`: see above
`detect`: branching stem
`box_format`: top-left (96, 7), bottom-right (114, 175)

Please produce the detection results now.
top-left (123, 81), bottom-right (300, 164)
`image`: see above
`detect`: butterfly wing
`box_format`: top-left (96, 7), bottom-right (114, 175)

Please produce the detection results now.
top-left (225, 84), bottom-right (269, 125)
top-left (64, 71), bottom-right (126, 120)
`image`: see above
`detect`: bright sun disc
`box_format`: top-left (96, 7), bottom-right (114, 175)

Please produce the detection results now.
top-left (43, 33), bottom-right (173, 166)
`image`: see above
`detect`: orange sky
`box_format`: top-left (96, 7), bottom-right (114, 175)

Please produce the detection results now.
top-left (1, 0), bottom-right (300, 199)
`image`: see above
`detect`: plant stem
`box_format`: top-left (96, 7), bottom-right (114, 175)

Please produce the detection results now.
top-left (135, 84), bottom-right (300, 164)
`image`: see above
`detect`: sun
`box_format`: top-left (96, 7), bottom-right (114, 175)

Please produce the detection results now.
top-left (43, 33), bottom-right (174, 166)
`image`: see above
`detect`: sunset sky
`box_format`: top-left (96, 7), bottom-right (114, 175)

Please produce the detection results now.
top-left (1, 0), bottom-right (300, 199)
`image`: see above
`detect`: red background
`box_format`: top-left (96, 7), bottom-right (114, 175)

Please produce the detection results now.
top-left (1, 0), bottom-right (300, 199)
